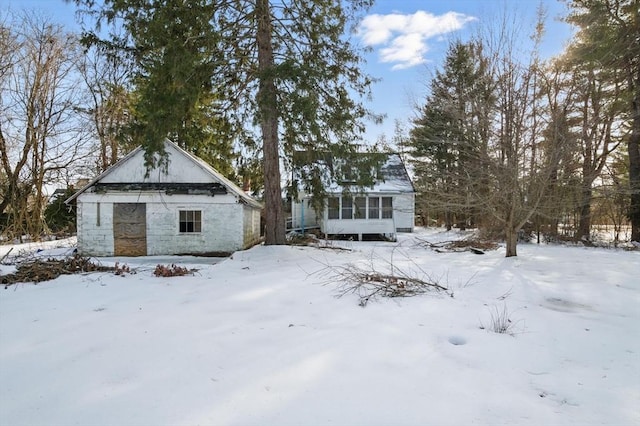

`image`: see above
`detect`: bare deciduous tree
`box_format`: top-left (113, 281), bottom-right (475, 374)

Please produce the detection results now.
top-left (409, 9), bottom-right (567, 257)
top-left (77, 42), bottom-right (134, 174)
top-left (0, 11), bottom-right (92, 241)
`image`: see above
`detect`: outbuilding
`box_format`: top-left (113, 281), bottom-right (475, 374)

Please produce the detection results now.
top-left (66, 139), bottom-right (262, 256)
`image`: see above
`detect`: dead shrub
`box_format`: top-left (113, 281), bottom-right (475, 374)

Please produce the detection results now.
top-left (153, 264), bottom-right (197, 277)
top-left (479, 304), bottom-right (525, 335)
top-left (2, 254), bottom-right (132, 288)
top-left (333, 268), bottom-right (449, 306)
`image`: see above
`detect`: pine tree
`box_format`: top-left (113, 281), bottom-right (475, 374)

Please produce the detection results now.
top-left (565, 0), bottom-right (640, 241)
top-left (73, 0), bottom-right (377, 245)
top-left (410, 12), bottom-right (565, 257)
top-left (408, 41), bottom-right (494, 231)
top-left (218, 0), bottom-right (378, 245)
top-left (74, 0), bottom-right (237, 175)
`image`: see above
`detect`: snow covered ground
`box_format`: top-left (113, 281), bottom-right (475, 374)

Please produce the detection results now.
top-left (1, 228), bottom-right (638, 426)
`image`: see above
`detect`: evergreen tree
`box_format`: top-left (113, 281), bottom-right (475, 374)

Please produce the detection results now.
top-left (408, 41), bottom-right (494, 230)
top-left (44, 188), bottom-right (77, 234)
top-left (410, 12), bottom-right (564, 257)
top-left (565, 0), bottom-right (640, 241)
top-left (73, 0), bottom-right (378, 245)
top-left (218, 0), bottom-right (379, 245)
top-left (534, 59), bottom-right (581, 239)
top-left (73, 0), bottom-right (237, 177)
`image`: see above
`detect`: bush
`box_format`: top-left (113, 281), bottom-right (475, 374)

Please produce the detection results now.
top-left (153, 264), bottom-right (197, 277)
top-left (44, 188), bottom-right (76, 234)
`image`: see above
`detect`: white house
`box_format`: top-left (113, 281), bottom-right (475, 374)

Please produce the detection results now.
top-left (291, 153), bottom-right (415, 241)
top-left (66, 139), bottom-right (262, 256)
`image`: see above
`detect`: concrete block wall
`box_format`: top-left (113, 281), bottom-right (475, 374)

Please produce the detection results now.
top-left (146, 201), bottom-right (244, 255)
top-left (76, 191), bottom-right (254, 256)
top-left (242, 206), bottom-right (262, 248)
top-left (77, 198), bottom-right (115, 256)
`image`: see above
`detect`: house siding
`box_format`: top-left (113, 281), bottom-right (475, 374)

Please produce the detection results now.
top-left (290, 198), bottom-right (319, 231)
top-left (322, 217), bottom-right (396, 236)
top-left (77, 192), bottom-right (251, 256)
top-left (291, 192), bottom-right (415, 239)
top-left (320, 193), bottom-right (414, 237)
top-left (393, 193), bottom-right (415, 232)
top-left (99, 149), bottom-right (213, 184)
top-left (242, 205), bottom-right (262, 248)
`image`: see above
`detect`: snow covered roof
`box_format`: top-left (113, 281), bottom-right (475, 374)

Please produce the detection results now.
top-left (294, 151), bottom-right (415, 194)
top-left (369, 153), bottom-right (415, 193)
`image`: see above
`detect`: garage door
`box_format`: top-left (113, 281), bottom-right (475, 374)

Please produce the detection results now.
top-left (113, 203), bottom-right (147, 256)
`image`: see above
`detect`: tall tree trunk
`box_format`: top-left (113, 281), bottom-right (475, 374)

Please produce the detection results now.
top-left (505, 177), bottom-right (518, 257)
top-left (444, 211), bottom-right (452, 231)
top-left (505, 225), bottom-right (518, 257)
top-left (630, 79), bottom-right (640, 242)
top-left (577, 185), bottom-right (592, 241)
top-left (626, 0), bottom-right (640, 243)
top-left (256, 0), bottom-right (285, 245)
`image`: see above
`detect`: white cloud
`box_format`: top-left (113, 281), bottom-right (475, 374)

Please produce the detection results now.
top-left (359, 10), bottom-right (476, 70)
top-left (380, 34), bottom-right (428, 70)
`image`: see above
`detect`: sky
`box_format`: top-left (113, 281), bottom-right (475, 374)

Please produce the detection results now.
top-left (3, 0), bottom-right (575, 146)
top-left (358, 0), bottom-right (575, 143)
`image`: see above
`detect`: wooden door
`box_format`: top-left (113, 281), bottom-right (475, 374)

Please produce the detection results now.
top-left (113, 203), bottom-right (147, 256)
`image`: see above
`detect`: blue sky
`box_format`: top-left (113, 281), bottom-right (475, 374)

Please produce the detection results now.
top-left (358, 0), bottom-right (575, 143)
top-left (5, 0), bottom-right (575, 145)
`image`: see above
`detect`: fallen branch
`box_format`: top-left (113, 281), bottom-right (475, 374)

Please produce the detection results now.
top-left (287, 233), bottom-right (352, 251)
top-left (415, 237), bottom-right (499, 254)
top-left (1, 254), bottom-right (132, 288)
top-left (0, 247), bottom-right (14, 264)
top-left (313, 258), bottom-right (450, 307)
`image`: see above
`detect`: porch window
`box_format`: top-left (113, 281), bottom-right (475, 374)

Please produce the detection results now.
top-left (328, 197), bottom-right (339, 219)
top-left (329, 196), bottom-right (393, 220)
top-left (381, 197), bottom-right (393, 219)
top-left (341, 196), bottom-right (353, 220)
top-left (179, 210), bottom-right (202, 233)
top-left (354, 197), bottom-right (366, 219)
top-left (368, 197), bottom-right (379, 219)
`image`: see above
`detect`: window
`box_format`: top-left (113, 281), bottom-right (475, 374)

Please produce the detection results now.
top-left (328, 197), bottom-right (339, 219)
top-left (328, 196), bottom-right (393, 220)
top-left (381, 197), bottom-right (393, 219)
top-left (368, 197), bottom-right (379, 219)
top-left (341, 196), bottom-right (353, 220)
top-left (354, 197), bottom-right (366, 219)
top-left (179, 210), bottom-right (202, 233)
top-left (342, 167), bottom-right (358, 183)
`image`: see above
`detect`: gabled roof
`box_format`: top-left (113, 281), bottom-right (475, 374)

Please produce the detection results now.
top-left (371, 153), bottom-right (415, 193)
top-left (65, 139), bottom-right (262, 209)
top-left (293, 151), bottom-right (415, 194)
